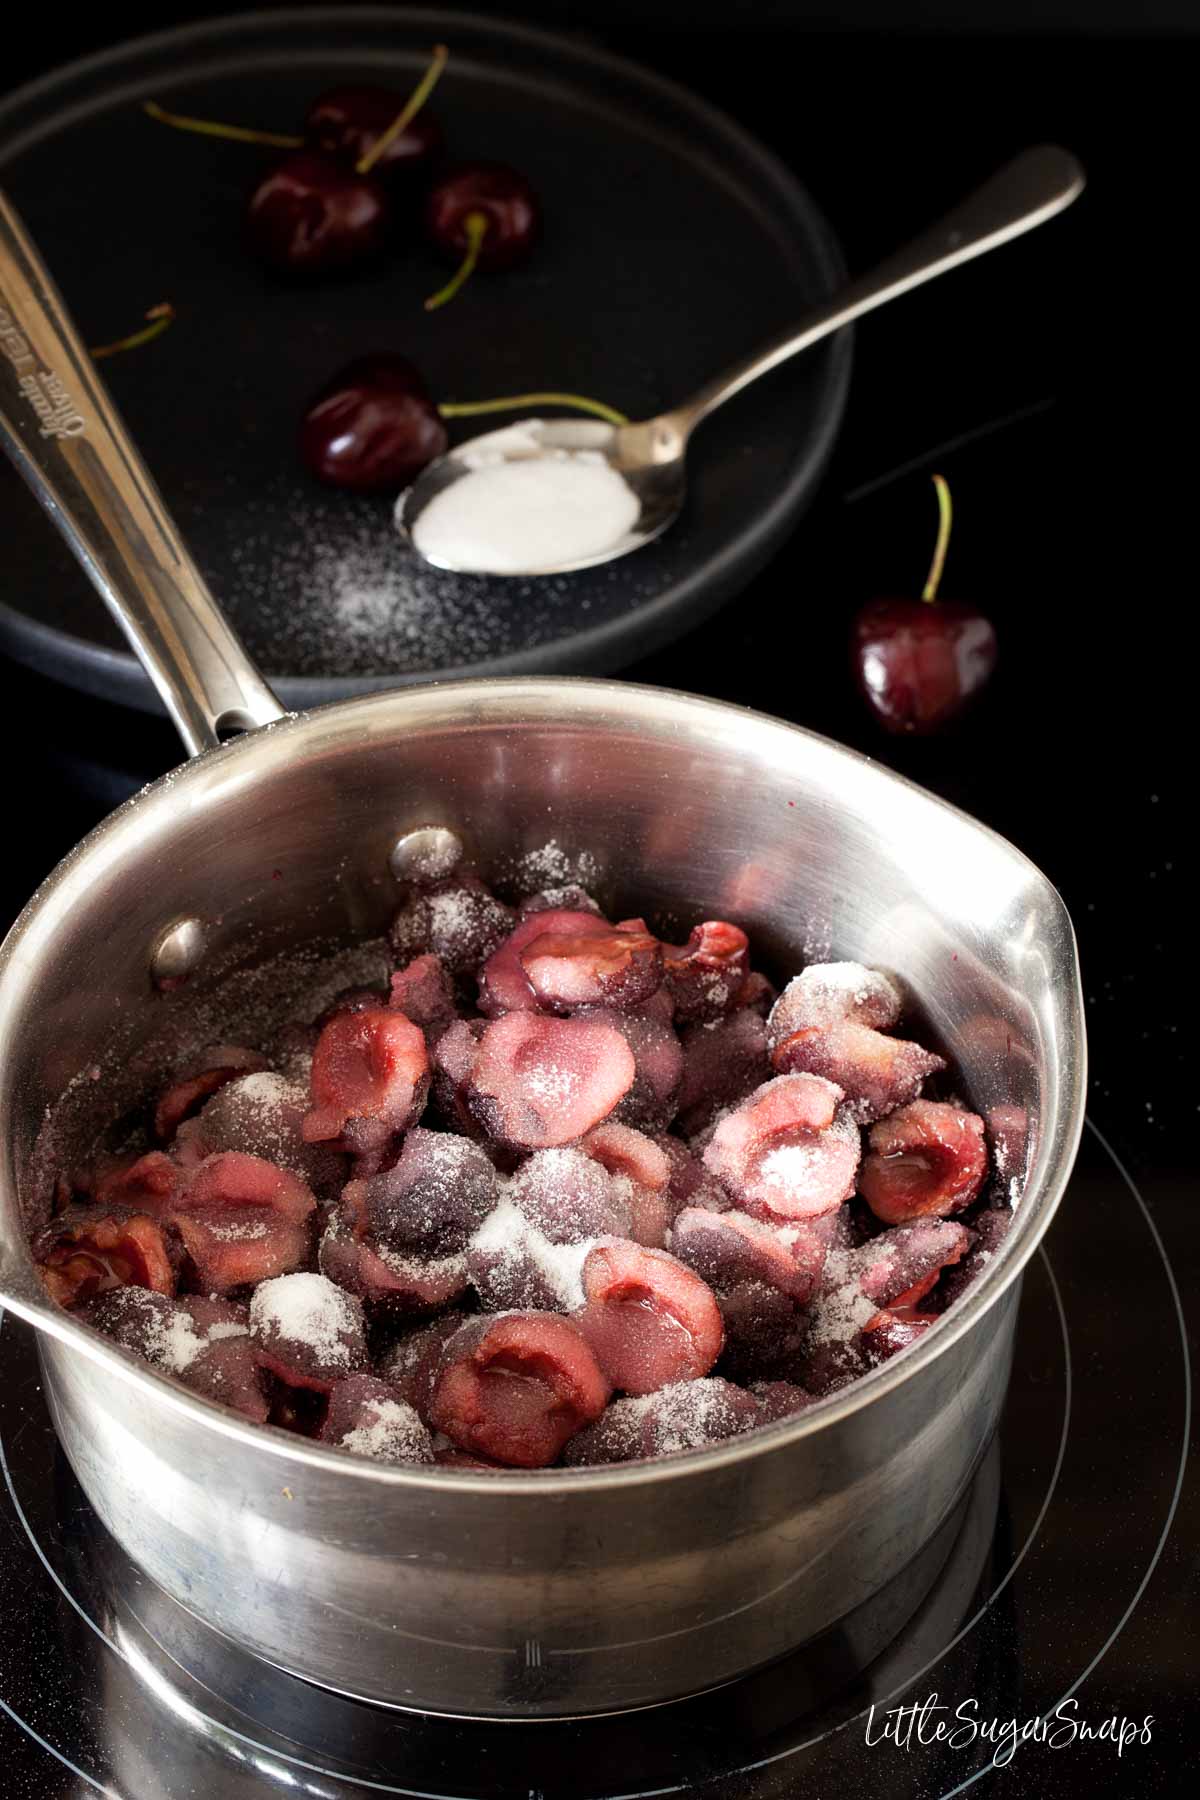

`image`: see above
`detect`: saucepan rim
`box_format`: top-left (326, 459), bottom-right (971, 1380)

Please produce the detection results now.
top-left (0, 677), bottom-right (1087, 1495)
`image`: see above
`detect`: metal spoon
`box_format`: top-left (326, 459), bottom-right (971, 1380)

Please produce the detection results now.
top-left (398, 144), bottom-right (1084, 577)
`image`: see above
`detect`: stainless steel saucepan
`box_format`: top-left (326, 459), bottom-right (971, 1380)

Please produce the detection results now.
top-left (0, 191), bottom-right (1085, 1719)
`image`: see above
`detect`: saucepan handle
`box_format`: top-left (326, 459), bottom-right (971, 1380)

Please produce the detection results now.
top-left (0, 188), bottom-right (286, 756)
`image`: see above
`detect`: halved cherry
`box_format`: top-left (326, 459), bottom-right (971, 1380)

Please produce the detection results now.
top-left (429, 1312), bottom-right (610, 1467)
top-left (78, 1288), bottom-right (270, 1421)
top-left (177, 1295), bottom-right (270, 1422)
top-left (388, 953), bottom-right (458, 1046)
top-left (655, 1135), bottom-right (729, 1215)
top-left (187, 1072), bottom-right (346, 1200)
top-left (750, 1379), bottom-right (814, 1423)
top-left (168, 1151), bottom-right (316, 1294)
top-left (862, 1307), bottom-right (940, 1359)
top-left (661, 921), bottom-right (749, 1023)
top-left (579, 1122), bottom-right (670, 1193)
top-left (517, 885), bottom-right (602, 919)
top-left (858, 1100), bottom-right (988, 1224)
top-left (703, 1074), bottom-right (861, 1222)
top-left (467, 1192), bottom-right (594, 1314)
top-left (579, 1122), bottom-right (672, 1246)
top-left (302, 1006), bottom-right (429, 1151)
top-left (314, 983), bottom-right (392, 1030)
top-left (318, 1374), bottom-right (435, 1464)
top-left (464, 1013), bottom-right (635, 1149)
top-left (766, 963), bottom-right (901, 1049)
top-left (154, 1046), bottom-right (267, 1142)
top-left (390, 874), bottom-right (514, 981)
top-left (675, 1008), bottom-right (771, 1139)
top-left (478, 909), bottom-right (619, 1016)
top-left (565, 1377), bottom-right (759, 1464)
top-left (560, 1398), bottom-right (644, 1465)
top-left (320, 1185), bottom-right (469, 1312)
top-left (36, 1209), bottom-right (179, 1307)
top-left (939, 1206), bottom-right (1011, 1309)
top-left (717, 1278), bottom-right (807, 1382)
top-left (579, 993), bottom-right (683, 1133)
top-left (852, 1217), bottom-right (972, 1309)
top-left (378, 1311), bottom-right (472, 1419)
top-left (508, 1146), bottom-right (631, 1242)
top-left (430, 1018), bottom-right (485, 1134)
top-left (521, 918), bottom-right (662, 1014)
top-left (360, 1126), bottom-right (497, 1255)
top-left (94, 1150), bottom-right (182, 1211)
top-left (574, 1240), bottom-right (723, 1395)
top-left (771, 1019), bottom-right (945, 1122)
top-left (249, 1271), bottom-right (369, 1391)
top-left (670, 1205), bottom-right (827, 1304)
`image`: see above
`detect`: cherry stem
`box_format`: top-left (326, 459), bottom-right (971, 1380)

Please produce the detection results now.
top-left (439, 392), bottom-right (629, 427)
top-left (921, 473), bottom-right (953, 603)
top-left (142, 100), bottom-right (302, 150)
top-left (424, 211), bottom-right (488, 311)
top-left (90, 303), bottom-right (176, 362)
top-left (356, 43), bottom-right (449, 176)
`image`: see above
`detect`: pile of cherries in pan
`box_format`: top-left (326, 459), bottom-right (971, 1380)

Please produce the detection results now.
top-left (33, 865), bottom-right (1008, 1472)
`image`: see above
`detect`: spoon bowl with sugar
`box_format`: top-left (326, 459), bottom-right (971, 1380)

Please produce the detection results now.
top-left (398, 145), bottom-right (1084, 579)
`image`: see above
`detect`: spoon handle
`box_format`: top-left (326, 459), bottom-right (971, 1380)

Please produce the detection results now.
top-left (675, 144), bottom-right (1085, 432)
top-left (0, 188), bottom-right (285, 757)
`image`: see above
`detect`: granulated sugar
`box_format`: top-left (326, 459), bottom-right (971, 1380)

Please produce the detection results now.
top-left (219, 490), bottom-right (618, 679)
top-left (250, 1272), bottom-right (363, 1368)
top-left (805, 1249), bottom-right (880, 1346)
top-left (101, 1287), bottom-right (248, 1377)
top-left (468, 1196), bottom-right (594, 1311)
top-left (406, 425), bottom-right (641, 576)
top-left (339, 1397), bottom-right (433, 1465)
top-left (504, 840), bottom-right (600, 898)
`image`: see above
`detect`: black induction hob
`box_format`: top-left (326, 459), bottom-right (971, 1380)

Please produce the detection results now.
top-left (0, 17), bottom-right (1195, 1799)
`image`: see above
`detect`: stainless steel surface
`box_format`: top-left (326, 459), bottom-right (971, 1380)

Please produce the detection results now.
top-left (149, 915), bottom-right (209, 986)
top-left (0, 190), bottom-right (1085, 1719)
top-left (398, 145), bottom-right (1085, 575)
top-left (0, 680), bottom-right (1085, 1716)
top-left (0, 189), bottom-right (285, 754)
top-left (388, 824), bottom-right (465, 883)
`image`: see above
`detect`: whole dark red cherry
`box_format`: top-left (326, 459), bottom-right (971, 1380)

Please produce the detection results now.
top-left (852, 475), bottom-right (997, 734)
top-left (853, 598), bottom-right (997, 734)
top-left (426, 162), bottom-right (539, 270)
top-left (305, 86), bottom-right (443, 182)
top-left (299, 354), bottom-right (448, 493)
top-left (246, 152), bottom-right (390, 275)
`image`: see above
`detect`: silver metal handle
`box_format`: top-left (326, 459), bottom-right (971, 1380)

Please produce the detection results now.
top-left (0, 189), bottom-right (285, 757)
top-left (675, 144), bottom-right (1085, 431)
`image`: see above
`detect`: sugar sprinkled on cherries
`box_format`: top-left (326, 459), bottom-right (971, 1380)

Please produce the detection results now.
top-left (853, 474), bottom-right (998, 734)
top-left (41, 853), bottom-right (1002, 1470)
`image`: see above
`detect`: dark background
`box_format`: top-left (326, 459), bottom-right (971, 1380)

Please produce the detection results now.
top-left (0, 3), bottom-right (1195, 1795)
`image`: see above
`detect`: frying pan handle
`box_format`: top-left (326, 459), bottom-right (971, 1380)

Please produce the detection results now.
top-left (0, 189), bottom-right (286, 756)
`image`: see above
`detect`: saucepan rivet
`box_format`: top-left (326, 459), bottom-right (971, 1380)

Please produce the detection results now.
top-left (150, 916), bottom-right (208, 988)
top-left (389, 827), bottom-right (464, 884)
